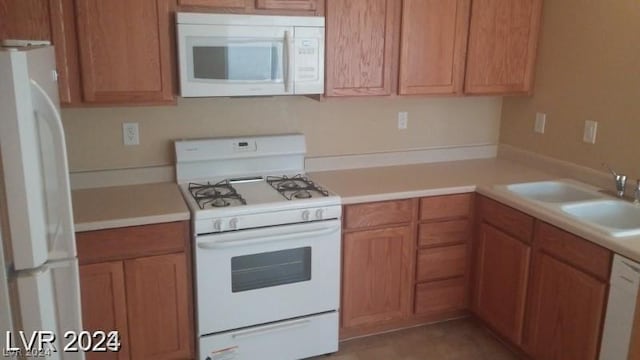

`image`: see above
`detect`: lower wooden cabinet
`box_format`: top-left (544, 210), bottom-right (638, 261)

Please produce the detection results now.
top-left (473, 222), bottom-right (531, 345)
top-left (523, 222), bottom-right (611, 360)
top-left (341, 226), bottom-right (414, 330)
top-left (79, 262), bottom-right (130, 360)
top-left (524, 252), bottom-right (607, 360)
top-left (77, 221), bottom-right (193, 360)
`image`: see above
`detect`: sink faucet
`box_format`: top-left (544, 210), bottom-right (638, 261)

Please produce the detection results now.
top-left (604, 163), bottom-right (627, 198)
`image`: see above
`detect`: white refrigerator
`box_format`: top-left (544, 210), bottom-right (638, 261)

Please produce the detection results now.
top-left (0, 45), bottom-right (84, 359)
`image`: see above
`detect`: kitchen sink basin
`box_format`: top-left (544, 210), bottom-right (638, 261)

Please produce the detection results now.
top-left (561, 200), bottom-right (640, 237)
top-left (505, 181), bottom-right (602, 203)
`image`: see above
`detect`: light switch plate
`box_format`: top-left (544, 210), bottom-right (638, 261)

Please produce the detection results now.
top-left (123, 122), bottom-right (139, 146)
top-left (534, 112), bottom-right (546, 134)
top-left (583, 120), bottom-right (598, 144)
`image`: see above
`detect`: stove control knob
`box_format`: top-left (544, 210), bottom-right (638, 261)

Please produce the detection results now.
top-left (213, 220), bottom-right (222, 231)
top-left (229, 218), bottom-right (238, 229)
top-left (315, 209), bottom-right (324, 220)
top-left (302, 210), bottom-right (311, 221)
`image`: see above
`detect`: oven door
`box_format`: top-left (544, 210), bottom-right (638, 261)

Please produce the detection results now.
top-left (177, 24), bottom-right (295, 97)
top-left (195, 219), bottom-right (341, 335)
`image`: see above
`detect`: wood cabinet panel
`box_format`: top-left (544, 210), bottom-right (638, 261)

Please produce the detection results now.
top-left (416, 244), bottom-right (467, 282)
top-left (474, 222), bottom-right (530, 345)
top-left (342, 226), bottom-right (414, 329)
top-left (524, 251), bottom-right (607, 360)
top-left (399, 0), bottom-right (470, 95)
top-left (415, 277), bottom-right (466, 316)
top-left (478, 196), bottom-right (534, 243)
top-left (419, 193), bottom-right (471, 221)
top-left (0, 1), bottom-right (51, 40)
top-left (630, 293), bottom-right (640, 360)
top-left (76, 222), bottom-right (188, 264)
top-left (125, 253), bottom-right (193, 360)
top-left (465, 0), bottom-right (543, 94)
top-left (418, 220), bottom-right (469, 248)
top-left (325, 0), bottom-right (399, 96)
top-left (344, 199), bottom-right (414, 230)
top-left (535, 222), bottom-right (612, 281)
top-left (178, 0), bottom-right (246, 7)
top-left (0, 0), bottom-right (81, 105)
top-left (255, 0), bottom-right (316, 10)
top-left (74, 0), bottom-right (175, 104)
top-left (79, 262), bottom-right (130, 360)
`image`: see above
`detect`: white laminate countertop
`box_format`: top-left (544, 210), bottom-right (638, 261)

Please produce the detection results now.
top-left (309, 158), bottom-right (555, 204)
top-left (72, 182), bottom-right (190, 232)
top-left (311, 158), bottom-right (640, 262)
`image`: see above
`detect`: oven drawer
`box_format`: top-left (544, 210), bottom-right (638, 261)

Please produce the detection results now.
top-left (199, 312), bottom-right (338, 360)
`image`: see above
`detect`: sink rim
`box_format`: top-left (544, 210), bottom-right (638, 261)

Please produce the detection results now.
top-left (560, 199), bottom-right (640, 237)
top-left (499, 180), bottom-right (606, 204)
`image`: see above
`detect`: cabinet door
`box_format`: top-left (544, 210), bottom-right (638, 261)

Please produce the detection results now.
top-left (75, 0), bottom-right (175, 104)
top-left (0, 0), bottom-right (80, 105)
top-left (124, 253), bottom-right (192, 360)
top-left (399, 0), bottom-right (470, 95)
top-left (525, 251), bottom-right (607, 360)
top-left (255, 0), bottom-right (316, 10)
top-left (325, 0), bottom-right (399, 96)
top-left (474, 222), bottom-right (530, 345)
top-left (342, 226), bottom-right (413, 329)
top-left (464, 0), bottom-right (543, 94)
top-left (79, 262), bottom-right (130, 360)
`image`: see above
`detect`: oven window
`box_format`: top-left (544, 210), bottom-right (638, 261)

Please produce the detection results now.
top-left (192, 45), bottom-right (281, 81)
top-left (231, 247), bottom-right (311, 292)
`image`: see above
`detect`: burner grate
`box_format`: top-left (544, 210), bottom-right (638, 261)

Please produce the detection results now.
top-left (188, 180), bottom-right (247, 209)
top-left (266, 174), bottom-right (329, 200)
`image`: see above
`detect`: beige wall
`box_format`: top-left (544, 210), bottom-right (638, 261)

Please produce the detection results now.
top-left (501, 0), bottom-right (640, 178)
top-left (61, 96), bottom-right (502, 172)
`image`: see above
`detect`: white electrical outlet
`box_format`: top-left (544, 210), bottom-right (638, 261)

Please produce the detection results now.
top-left (398, 112), bottom-right (408, 130)
top-left (534, 112), bottom-right (546, 134)
top-left (583, 120), bottom-right (598, 144)
top-left (123, 122), bottom-right (139, 146)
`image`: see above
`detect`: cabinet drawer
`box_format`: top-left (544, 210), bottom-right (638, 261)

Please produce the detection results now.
top-left (479, 196), bottom-right (534, 243)
top-left (344, 199), bottom-right (414, 230)
top-left (420, 194), bottom-right (471, 221)
top-left (418, 220), bottom-right (469, 248)
top-left (415, 277), bottom-right (467, 316)
top-left (416, 244), bottom-right (467, 282)
top-left (535, 222), bottom-right (612, 281)
top-left (77, 221), bottom-right (189, 264)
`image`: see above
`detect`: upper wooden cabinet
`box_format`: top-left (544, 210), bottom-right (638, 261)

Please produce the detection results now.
top-left (325, 0), bottom-right (399, 96)
top-left (0, 0), bottom-right (81, 105)
top-left (74, 0), bottom-right (175, 104)
top-left (399, 0), bottom-right (470, 95)
top-left (465, 0), bottom-right (543, 94)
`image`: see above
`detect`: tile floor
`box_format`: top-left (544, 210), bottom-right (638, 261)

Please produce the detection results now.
top-left (315, 319), bottom-right (519, 360)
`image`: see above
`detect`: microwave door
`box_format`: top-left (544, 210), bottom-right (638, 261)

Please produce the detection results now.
top-left (179, 24), bottom-right (294, 97)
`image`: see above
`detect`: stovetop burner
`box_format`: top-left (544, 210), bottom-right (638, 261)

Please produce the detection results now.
top-left (266, 174), bottom-right (330, 201)
top-left (188, 180), bottom-right (247, 209)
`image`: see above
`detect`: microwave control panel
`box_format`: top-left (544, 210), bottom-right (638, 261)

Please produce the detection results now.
top-left (294, 27), bottom-right (323, 85)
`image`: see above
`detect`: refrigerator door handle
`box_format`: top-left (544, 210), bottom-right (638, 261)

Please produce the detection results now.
top-left (30, 80), bottom-right (76, 261)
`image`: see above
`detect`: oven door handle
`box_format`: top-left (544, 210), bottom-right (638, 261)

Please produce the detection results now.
top-left (231, 319), bottom-right (311, 340)
top-left (197, 224), bottom-right (340, 249)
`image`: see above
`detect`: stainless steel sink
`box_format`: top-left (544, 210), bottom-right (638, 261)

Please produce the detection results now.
top-left (505, 181), bottom-right (603, 203)
top-left (561, 200), bottom-right (640, 237)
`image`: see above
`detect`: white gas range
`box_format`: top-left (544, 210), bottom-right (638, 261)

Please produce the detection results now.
top-left (175, 134), bottom-right (341, 360)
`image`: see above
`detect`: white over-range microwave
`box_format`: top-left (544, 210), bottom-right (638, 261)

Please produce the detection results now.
top-left (176, 13), bottom-right (324, 97)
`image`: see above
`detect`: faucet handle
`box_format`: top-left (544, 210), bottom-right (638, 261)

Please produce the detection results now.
top-left (603, 163), bottom-right (627, 197)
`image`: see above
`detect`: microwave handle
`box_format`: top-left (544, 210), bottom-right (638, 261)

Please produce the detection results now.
top-left (284, 30), bottom-right (294, 93)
